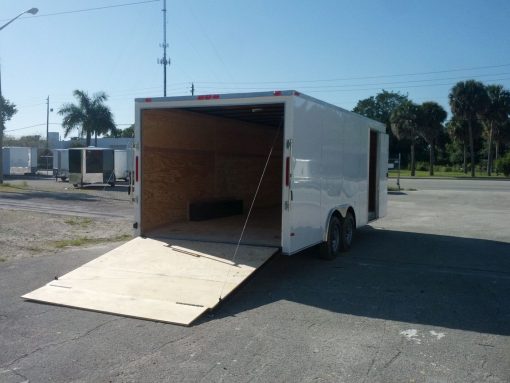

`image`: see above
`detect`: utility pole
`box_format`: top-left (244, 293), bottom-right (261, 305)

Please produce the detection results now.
top-left (191, 82), bottom-right (195, 96)
top-left (46, 96), bottom-right (49, 149)
top-left (157, 0), bottom-right (170, 97)
top-left (0, 65), bottom-right (4, 184)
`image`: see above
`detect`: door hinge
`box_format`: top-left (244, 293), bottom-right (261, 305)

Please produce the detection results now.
top-left (286, 139), bottom-right (293, 149)
top-left (284, 201), bottom-right (290, 210)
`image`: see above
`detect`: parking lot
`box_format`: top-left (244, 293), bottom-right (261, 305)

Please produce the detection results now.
top-left (1, 177), bottom-right (509, 382)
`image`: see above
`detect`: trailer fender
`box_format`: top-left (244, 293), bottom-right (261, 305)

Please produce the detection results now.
top-left (322, 205), bottom-right (354, 242)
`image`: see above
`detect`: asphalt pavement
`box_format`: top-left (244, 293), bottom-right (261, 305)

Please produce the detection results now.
top-left (1, 179), bottom-right (509, 383)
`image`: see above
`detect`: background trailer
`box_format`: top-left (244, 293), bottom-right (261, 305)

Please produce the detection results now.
top-left (2, 147), bottom-right (38, 175)
top-left (68, 147), bottom-right (115, 187)
top-left (24, 91), bottom-right (388, 326)
top-left (114, 149), bottom-right (133, 181)
top-left (52, 149), bottom-right (69, 181)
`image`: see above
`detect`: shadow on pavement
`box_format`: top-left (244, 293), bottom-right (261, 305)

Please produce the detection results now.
top-left (0, 189), bottom-right (99, 201)
top-left (207, 226), bottom-right (510, 335)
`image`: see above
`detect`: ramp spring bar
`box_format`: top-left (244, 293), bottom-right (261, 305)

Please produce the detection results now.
top-left (218, 118), bottom-right (284, 301)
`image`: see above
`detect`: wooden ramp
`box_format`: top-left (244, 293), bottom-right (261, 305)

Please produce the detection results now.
top-left (22, 237), bottom-right (278, 326)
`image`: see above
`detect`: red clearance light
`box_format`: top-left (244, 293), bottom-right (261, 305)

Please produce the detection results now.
top-left (197, 94), bottom-right (220, 100)
top-left (135, 156), bottom-right (139, 182)
top-left (144, 98), bottom-right (152, 102)
top-left (273, 90), bottom-right (282, 96)
top-left (285, 156), bottom-right (290, 186)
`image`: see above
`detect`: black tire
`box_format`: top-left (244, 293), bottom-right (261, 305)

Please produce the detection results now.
top-left (320, 216), bottom-right (342, 260)
top-left (340, 212), bottom-right (355, 252)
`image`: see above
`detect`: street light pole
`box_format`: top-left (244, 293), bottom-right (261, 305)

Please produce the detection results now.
top-left (46, 95), bottom-right (50, 149)
top-left (0, 7), bottom-right (38, 184)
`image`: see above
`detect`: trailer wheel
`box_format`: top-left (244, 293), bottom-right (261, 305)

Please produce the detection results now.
top-left (320, 216), bottom-right (342, 260)
top-left (340, 212), bottom-right (355, 252)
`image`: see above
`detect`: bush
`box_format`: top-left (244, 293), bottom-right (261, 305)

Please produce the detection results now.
top-left (412, 161), bottom-right (429, 171)
top-left (496, 153), bottom-right (510, 177)
top-left (436, 165), bottom-right (454, 172)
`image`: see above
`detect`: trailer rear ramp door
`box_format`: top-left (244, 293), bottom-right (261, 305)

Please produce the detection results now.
top-left (22, 237), bottom-right (278, 326)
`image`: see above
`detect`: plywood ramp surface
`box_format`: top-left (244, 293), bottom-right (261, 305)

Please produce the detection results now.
top-left (22, 237), bottom-right (278, 326)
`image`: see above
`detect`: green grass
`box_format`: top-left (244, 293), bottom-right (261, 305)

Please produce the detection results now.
top-left (388, 185), bottom-right (417, 192)
top-left (389, 169), bottom-right (508, 178)
top-left (51, 234), bottom-right (132, 249)
top-left (0, 181), bottom-right (29, 193)
top-left (64, 217), bottom-right (93, 228)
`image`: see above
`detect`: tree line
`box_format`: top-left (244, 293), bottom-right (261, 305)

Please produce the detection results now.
top-left (353, 80), bottom-right (510, 177)
top-left (2, 82), bottom-right (510, 178)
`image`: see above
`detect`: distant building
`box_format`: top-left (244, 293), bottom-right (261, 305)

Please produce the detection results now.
top-left (48, 132), bottom-right (60, 149)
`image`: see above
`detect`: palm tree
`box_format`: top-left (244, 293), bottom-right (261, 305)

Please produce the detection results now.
top-left (449, 80), bottom-right (489, 177)
top-left (418, 102), bottom-right (447, 176)
top-left (446, 118), bottom-right (469, 173)
top-left (390, 100), bottom-right (420, 176)
top-left (90, 103), bottom-right (117, 146)
top-left (58, 90), bottom-right (116, 146)
top-left (482, 85), bottom-right (510, 175)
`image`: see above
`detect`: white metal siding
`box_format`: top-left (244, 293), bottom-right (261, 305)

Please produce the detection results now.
top-left (288, 97), bottom-right (323, 252)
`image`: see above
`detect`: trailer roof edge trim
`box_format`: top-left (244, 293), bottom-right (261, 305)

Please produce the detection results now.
top-left (135, 90), bottom-right (385, 132)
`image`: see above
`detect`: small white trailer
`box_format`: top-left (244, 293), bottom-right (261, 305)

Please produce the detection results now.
top-left (2, 147), bottom-right (38, 175)
top-left (24, 91), bottom-right (388, 326)
top-left (114, 149), bottom-right (133, 181)
top-left (52, 149), bottom-right (69, 181)
top-left (68, 147), bottom-right (116, 187)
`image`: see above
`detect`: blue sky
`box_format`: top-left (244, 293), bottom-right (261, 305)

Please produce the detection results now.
top-left (1, 0), bottom-right (510, 138)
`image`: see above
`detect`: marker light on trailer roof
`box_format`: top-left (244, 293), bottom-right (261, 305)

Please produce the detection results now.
top-left (197, 94), bottom-right (220, 100)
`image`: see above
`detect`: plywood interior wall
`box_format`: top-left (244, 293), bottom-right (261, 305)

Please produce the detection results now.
top-left (141, 108), bottom-right (283, 233)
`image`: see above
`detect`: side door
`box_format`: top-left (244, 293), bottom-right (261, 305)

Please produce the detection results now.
top-left (288, 98), bottom-right (323, 253)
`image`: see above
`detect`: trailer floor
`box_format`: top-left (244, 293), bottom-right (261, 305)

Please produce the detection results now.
top-left (23, 237), bottom-right (278, 325)
top-left (149, 206), bottom-right (281, 247)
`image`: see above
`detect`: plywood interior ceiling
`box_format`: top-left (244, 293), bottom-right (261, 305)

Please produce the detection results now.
top-left (181, 104), bottom-right (284, 128)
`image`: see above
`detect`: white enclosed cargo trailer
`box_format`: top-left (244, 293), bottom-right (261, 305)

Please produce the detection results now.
top-left (52, 149), bottom-right (69, 181)
top-left (2, 147), bottom-right (38, 175)
top-left (114, 149), bottom-right (133, 181)
top-left (133, 90), bottom-right (387, 255)
top-left (24, 91), bottom-right (388, 326)
top-left (68, 147), bottom-right (115, 187)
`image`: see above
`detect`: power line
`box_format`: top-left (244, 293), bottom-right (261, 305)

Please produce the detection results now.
top-left (4, 123), bottom-right (48, 133)
top-left (1, 0), bottom-right (159, 21)
top-left (191, 76), bottom-right (510, 94)
top-left (194, 63), bottom-right (510, 85)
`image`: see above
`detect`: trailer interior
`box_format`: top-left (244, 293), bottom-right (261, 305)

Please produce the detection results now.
top-left (140, 104), bottom-right (285, 249)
